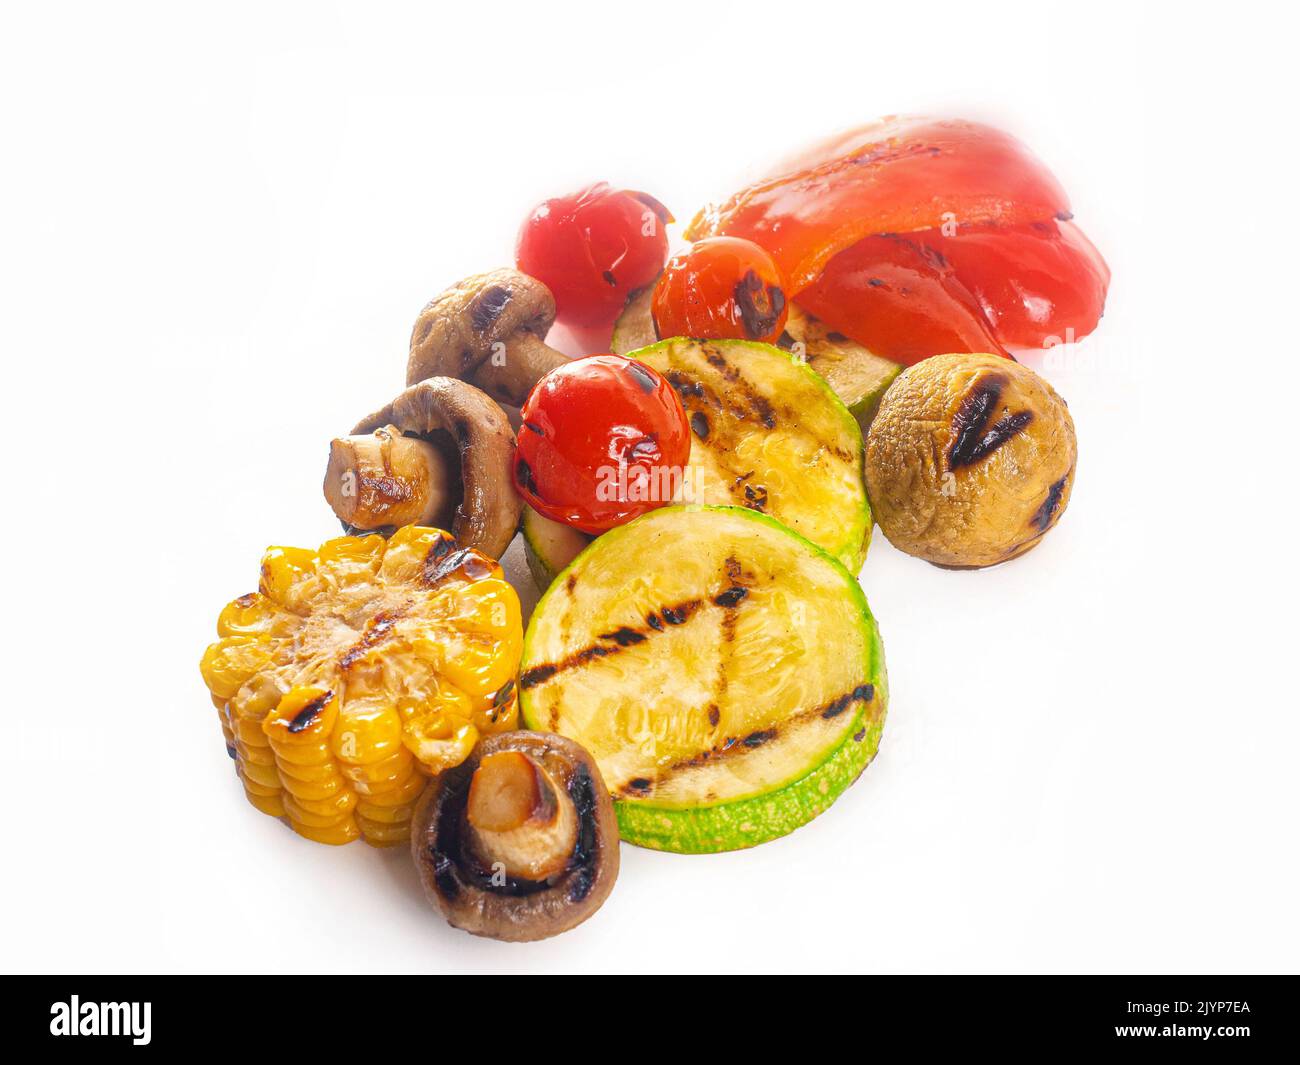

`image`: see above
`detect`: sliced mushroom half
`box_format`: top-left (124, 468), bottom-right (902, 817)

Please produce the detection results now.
top-left (325, 376), bottom-right (522, 559)
top-left (411, 731), bottom-right (620, 942)
top-left (407, 268), bottom-right (570, 407)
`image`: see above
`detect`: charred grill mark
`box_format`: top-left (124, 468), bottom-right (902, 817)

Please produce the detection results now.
top-left (690, 411), bottom-right (710, 440)
top-left (819, 684), bottom-right (874, 719)
top-left (624, 360), bottom-right (658, 394)
top-left (470, 285), bottom-right (513, 333)
top-left (666, 371), bottom-right (705, 399)
top-left (947, 374), bottom-right (1034, 469)
top-left (707, 704), bottom-right (721, 727)
top-left (288, 689), bottom-right (333, 733)
top-left (565, 573), bottom-right (577, 594)
top-left (424, 545), bottom-right (493, 586)
top-left (340, 610), bottom-right (407, 670)
top-left (853, 728), bottom-right (867, 742)
top-left (426, 531), bottom-right (456, 561)
top-left (734, 269), bottom-right (785, 340)
top-left (1031, 474), bottom-right (1069, 531)
top-left (659, 601), bottom-right (700, 626)
top-left (624, 777), bottom-right (653, 795)
top-left (600, 626), bottom-right (646, 647)
top-left (637, 681), bottom-right (876, 792)
top-left (515, 456), bottom-right (539, 495)
top-left (713, 586), bottom-right (749, 608)
top-left (703, 350), bottom-right (777, 428)
top-left (521, 591), bottom-right (721, 691)
top-left (743, 483), bottom-right (768, 511)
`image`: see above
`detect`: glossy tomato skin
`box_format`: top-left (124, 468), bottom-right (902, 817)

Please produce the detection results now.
top-left (513, 355), bottom-right (689, 534)
top-left (516, 184), bottom-right (672, 329)
top-left (651, 236), bottom-right (789, 344)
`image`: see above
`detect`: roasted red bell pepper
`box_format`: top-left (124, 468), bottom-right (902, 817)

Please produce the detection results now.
top-left (686, 116), bottom-right (1108, 363)
top-left (797, 234), bottom-right (1010, 365)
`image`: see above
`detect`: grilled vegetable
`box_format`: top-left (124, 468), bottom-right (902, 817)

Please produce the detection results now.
top-left (866, 352), bottom-right (1076, 567)
top-left (518, 505), bottom-right (887, 853)
top-left (652, 236), bottom-right (788, 344)
top-left (412, 731), bottom-right (620, 941)
top-left (630, 338), bottom-right (871, 573)
top-left (522, 504), bottom-right (591, 590)
top-left (512, 354), bottom-right (689, 534)
top-left (779, 305), bottom-right (901, 435)
top-left (198, 527), bottom-right (523, 846)
top-left (613, 288), bottom-right (900, 436)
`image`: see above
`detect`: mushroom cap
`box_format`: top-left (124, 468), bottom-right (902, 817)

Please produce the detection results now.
top-left (411, 731), bottom-right (620, 943)
top-left (865, 353), bottom-right (1076, 568)
top-left (408, 268), bottom-right (557, 387)
top-left (352, 377), bottom-right (522, 559)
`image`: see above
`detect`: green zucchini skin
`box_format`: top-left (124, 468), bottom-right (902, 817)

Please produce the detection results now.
top-left (521, 504), bottom-right (591, 591)
top-left (519, 504), bottom-right (888, 854)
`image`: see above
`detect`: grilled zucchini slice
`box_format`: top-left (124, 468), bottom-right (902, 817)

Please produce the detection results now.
top-left (519, 505), bottom-right (887, 853)
top-left (630, 337), bottom-right (870, 573)
top-left (612, 286), bottom-right (901, 435)
top-left (521, 504), bottom-right (591, 590)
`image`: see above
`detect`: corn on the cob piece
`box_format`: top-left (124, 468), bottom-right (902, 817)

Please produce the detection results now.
top-left (199, 528), bottom-right (522, 846)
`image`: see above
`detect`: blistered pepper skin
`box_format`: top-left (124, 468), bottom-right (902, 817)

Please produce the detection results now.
top-left (199, 528), bottom-right (522, 846)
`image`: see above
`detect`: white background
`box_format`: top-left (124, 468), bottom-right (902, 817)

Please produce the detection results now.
top-left (2, 1), bottom-right (1296, 974)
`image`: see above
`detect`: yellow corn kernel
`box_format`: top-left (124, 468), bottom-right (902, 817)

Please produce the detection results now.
top-left (217, 592), bottom-right (281, 637)
top-left (282, 788), bottom-right (358, 825)
top-left (235, 747), bottom-right (277, 774)
top-left (341, 746), bottom-right (414, 789)
top-left (279, 766), bottom-right (348, 802)
top-left (201, 528), bottom-right (522, 846)
top-left (403, 718), bottom-right (477, 777)
top-left (317, 535), bottom-right (386, 585)
top-left (258, 546), bottom-right (319, 610)
top-left (331, 700), bottom-right (403, 759)
top-left (355, 765), bottom-right (428, 807)
top-left (200, 636), bottom-right (274, 701)
top-left (425, 630), bottom-right (516, 701)
top-left (289, 817), bottom-right (361, 846)
top-left (243, 790), bottom-right (287, 819)
top-left (473, 681), bottom-right (519, 733)
top-left (378, 526), bottom-right (457, 585)
top-left (356, 798), bottom-right (419, 825)
top-left (356, 815), bottom-right (412, 846)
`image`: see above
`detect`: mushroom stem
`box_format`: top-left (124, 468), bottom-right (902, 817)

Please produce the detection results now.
top-left (473, 331), bottom-right (569, 406)
top-left (323, 425), bottom-right (455, 531)
top-left (465, 750), bottom-right (577, 881)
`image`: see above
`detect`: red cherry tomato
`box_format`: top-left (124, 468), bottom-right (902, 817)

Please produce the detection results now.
top-left (651, 236), bottom-right (789, 344)
top-left (516, 183), bottom-right (673, 329)
top-left (512, 355), bottom-right (690, 534)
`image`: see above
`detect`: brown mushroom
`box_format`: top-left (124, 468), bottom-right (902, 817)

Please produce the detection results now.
top-left (325, 376), bottom-right (522, 559)
top-left (407, 269), bottom-right (570, 406)
top-left (410, 731), bottom-right (620, 942)
top-left (865, 352), bottom-right (1077, 568)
